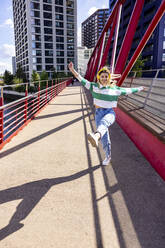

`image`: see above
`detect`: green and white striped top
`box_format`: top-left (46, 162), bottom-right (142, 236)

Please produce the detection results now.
top-left (79, 75), bottom-right (143, 108)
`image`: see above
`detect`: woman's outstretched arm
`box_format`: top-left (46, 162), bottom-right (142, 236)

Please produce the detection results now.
top-left (68, 62), bottom-right (92, 90)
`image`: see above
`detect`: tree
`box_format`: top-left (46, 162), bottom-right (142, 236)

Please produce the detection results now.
top-left (51, 67), bottom-right (58, 79)
top-left (3, 70), bottom-right (13, 85)
top-left (40, 70), bottom-right (48, 89)
top-left (31, 70), bottom-right (40, 82)
top-left (131, 55), bottom-right (146, 77)
top-left (40, 70), bottom-right (48, 81)
top-left (15, 64), bottom-right (27, 82)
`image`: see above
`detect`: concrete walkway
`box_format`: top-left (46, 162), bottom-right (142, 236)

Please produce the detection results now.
top-left (0, 83), bottom-right (165, 248)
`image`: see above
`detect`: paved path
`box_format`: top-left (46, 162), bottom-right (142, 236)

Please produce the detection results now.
top-left (0, 83), bottom-right (165, 248)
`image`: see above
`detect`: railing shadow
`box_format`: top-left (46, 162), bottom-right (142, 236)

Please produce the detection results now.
top-left (81, 86), bottom-right (165, 248)
top-left (0, 166), bottom-right (100, 241)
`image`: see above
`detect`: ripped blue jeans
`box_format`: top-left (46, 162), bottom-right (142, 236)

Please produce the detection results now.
top-left (95, 108), bottom-right (116, 158)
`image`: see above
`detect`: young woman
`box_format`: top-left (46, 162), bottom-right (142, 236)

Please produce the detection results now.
top-left (68, 62), bottom-right (146, 165)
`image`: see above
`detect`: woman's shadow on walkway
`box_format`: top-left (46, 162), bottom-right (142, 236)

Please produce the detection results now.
top-left (0, 165), bottom-right (100, 241)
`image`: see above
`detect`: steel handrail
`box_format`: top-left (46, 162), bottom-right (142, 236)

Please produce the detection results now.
top-left (0, 78), bottom-right (72, 149)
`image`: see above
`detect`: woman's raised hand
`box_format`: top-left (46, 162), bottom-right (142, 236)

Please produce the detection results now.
top-left (68, 62), bottom-right (74, 71)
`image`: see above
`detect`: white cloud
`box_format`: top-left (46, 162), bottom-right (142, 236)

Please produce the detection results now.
top-left (88, 7), bottom-right (97, 16)
top-left (0, 18), bottom-right (14, 29)
top-left (7, 5), bottom-right (13, 12)
top-left (102, 4), bottom-right (108, 8)
top-left (0, 44), bottom-right (15, 58)
top-left (0, 61), bottom-right (12, 74)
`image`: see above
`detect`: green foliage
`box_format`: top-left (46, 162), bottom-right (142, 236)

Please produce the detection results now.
top-left (57, 71), bottom-right (67, 79)
top-left (51, 67), bottom-right (58, 79)
top-left (40, 70), bottom-right (48, 81)
top-left (13, 77), bottom-right (23, 84)
top-left (15, 64), bottom-right (27, 82)
top-left (131, 55), bottom-right (146, 77)
top-left (31, 70), bottom-right (40, 82)
top-left (3, 70), bottom-right (13, 85)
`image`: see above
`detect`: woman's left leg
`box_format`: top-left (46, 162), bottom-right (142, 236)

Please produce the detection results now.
top-left (95, 109), bottom-right (115, 159)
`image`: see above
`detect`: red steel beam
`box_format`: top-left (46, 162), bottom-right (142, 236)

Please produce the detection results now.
top-left (118, 0), bottom-right (165, 86)
top-left (90, 34), bottom-right (106, 81)
top-left (115, 107), bottom-right (165, 181)
top-left (85, 0), bottom-right (126, 76)
top-left (99, 9), bottom-right (118, 70)
top-left (110, 4), bottom-right (122, 73)
top-left (115, 0), bottom-right (145, 74)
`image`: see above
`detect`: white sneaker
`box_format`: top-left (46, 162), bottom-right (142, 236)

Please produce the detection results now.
top-left (87, 133), bottom-right (99, 147)
top-left (102, 156), bottom-right (111, 165)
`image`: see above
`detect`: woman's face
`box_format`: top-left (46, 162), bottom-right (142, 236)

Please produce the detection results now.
top-left (99, 72), bottom-right (109, 86)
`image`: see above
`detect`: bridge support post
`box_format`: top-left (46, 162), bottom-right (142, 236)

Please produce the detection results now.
top-left (24, 83), bottom-right (28, 123)
top-left (0, 88), bottom-right (4, 145)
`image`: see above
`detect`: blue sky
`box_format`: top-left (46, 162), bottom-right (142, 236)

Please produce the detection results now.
top-left (0, 0), bottom-right (109, 75)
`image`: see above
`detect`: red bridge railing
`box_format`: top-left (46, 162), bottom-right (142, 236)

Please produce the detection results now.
top-left (0, 78), bottom-right (72, 150)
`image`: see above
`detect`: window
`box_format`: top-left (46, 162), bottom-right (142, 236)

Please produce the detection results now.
top-left (67, 23), bottom-right (74, 29)
top-left (43, 0), bottom-right (52, 3)
top-left (44, 20), bottom-right (52, 27)
top-left (55, 6), bottom-right (63, 13)
top-left (44, 12), bottom-right (52, 19)
top-left (56, 36), bottom-right (64, 42)
top-left (55, 14), bottom-right (63, 20)
top-left (163, 41), bottom-right (165, 49)
top-left (67, 44), bottom-right (74, 50)
top-left (162, 53), bottom-right (165, 61)
top-left (56, 44), bottom-right (64, 50)
top-left (67, 16), bottom-right (74, 22)
top-left (45, 50), bottom-right (53, 56)
top-left (67, 30), bottom-right (74, 36)
top-left (37, 65), bottom-right (42, 71)
top-left (30, 2), bottom-right (40, 9)
top-left (67, 37), bottom-right (74, 43)
top-left (67, 8), bottom-right (74, 15)
top-left (44, 35), bottom-right (53, 42)
top-left (32, 50), bottom-right (36, 55)
top-left (44, 28), bottom-right (52, 34)
top-left (55, 0), bottom-right (63, 5)
top-left (66, 0), bottom-right (74, 8)
top-left (56, 21), bottom-right (63, 28)
top-left (36, 50), bottom-right (42, 56)
top-left (56, 51), bottom-right (64, 56)
top-left (57, 65), bottom-right (64, 71)
top-left (33, 57), bottom-right (36, 63)
top-left (45, 58), bottom-right (53, 63)
top-left (67, 51), bottom-right (74, 57)
top-left (57, 58), bottom-right (64, 63)
top-left (46, 65), bottom-right (53, 70)
top-left (45, 43), bottom-right (53, 49)
top-left (56, 29), bottom-right (63, 35)
top-left (43, 4), bottom-right (52, 11)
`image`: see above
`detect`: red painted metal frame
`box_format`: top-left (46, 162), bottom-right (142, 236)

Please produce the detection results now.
top-left (115, 0), bottom-right (145, 75)
top-left (118, 0), bottom-right (165, 86)
top-left (115, 107), bottom-right (165, 181)
top-left (0, 78), bottom-right (72, 150)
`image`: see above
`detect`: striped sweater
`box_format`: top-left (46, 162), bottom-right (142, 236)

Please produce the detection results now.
top-left (79, 75), bottom-right (143, 108)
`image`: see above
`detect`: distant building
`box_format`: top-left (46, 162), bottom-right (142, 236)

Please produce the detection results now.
top-left (109, 0), bottom-right (165, 70)
top-left (82, 9), bottom-right (109, 49)
top-left (77, 46), bottom-right (93, 75)
top-left (12, 56), bottom-right (16, 75)
top-left (12, 0), bottom-right (77, 80)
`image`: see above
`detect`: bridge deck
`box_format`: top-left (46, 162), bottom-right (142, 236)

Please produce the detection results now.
top-left (0, 83), bottom-right (165, 248)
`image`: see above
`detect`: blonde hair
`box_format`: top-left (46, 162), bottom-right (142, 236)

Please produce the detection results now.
top-left (97, 67), bottom-right (121, 86)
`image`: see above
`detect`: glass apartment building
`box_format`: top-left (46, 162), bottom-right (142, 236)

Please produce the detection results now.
top-left (109, 0), bottom-right (165, 70)
top-left (12, 0), bottom-right (77, 80)
top-left (82, 9), bottom-right (109, 49)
